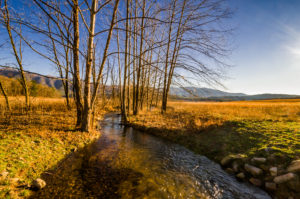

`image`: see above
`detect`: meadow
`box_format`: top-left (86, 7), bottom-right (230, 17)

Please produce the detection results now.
top-left (0, 97), bottom-right (111, 198)
top-left (129, 99), bottom-right (300, 164)
top-left (1, 97), bottom-right (299, 198)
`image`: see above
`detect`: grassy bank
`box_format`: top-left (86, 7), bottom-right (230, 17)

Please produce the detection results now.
top-left (129, 99), bottom-right (300, 166)
top-left (0, 97), bottom-right (109, 198)
top-left (129, 100), bottom-right (300, 197)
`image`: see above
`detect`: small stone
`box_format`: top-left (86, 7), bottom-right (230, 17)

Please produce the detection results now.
top-left (274, 173), bottom-right (296, 184)
top-left (236, 172), bottom-right (245, 179)
top-left (0, 171), bottom-right (9, 180)
top-left (265, 182), bottom-right (276, 191)
top-left (31, 178), bottom-right (46, 190)
top-left (221, 154), bottom-right (244, 166)
top-left (244, 164), bottom-right (263, 176)
top-left (287, 159), bottom-right (300, 173)
top-left (249, 178), bottom-right (262, 186)
top-left (9, 178), bottom-right (20, 184)
top-left (251, 157), bottom-right (267, 164)
top-left (232, 161), bottom-right (240, 172)
top-left (269, 167), bottom-right (277, 176)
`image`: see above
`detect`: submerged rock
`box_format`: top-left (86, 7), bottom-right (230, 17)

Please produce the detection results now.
top-left (31, 178), bottom-right (46, 190)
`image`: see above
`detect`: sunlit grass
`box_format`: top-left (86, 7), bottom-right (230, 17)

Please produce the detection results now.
top-left (0, 97), bottom-right (104, 198)
top-left (129, 99), bottom-right (300, 163)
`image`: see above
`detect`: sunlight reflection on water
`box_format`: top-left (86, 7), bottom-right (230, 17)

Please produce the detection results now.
top-left (82, 114), bottom-right (270, 199)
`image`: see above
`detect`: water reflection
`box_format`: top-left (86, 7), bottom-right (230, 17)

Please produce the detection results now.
top-left (82, 114), bottom-right (270, 199)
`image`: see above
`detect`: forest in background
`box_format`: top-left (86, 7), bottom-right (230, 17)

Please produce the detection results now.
top-left (0, 0), bottom-right (231, 131)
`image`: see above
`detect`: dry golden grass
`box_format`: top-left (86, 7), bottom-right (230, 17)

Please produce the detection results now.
top-left (129, 99), bottom-right (300, 165)
top-left (131, 99), bottom-right (300, 131)
top-left (0, 97), bottom-right (74, 132)
top-left (0, 97), bottom-right (107, 198)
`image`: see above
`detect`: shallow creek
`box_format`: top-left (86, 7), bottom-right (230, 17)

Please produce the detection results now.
top-left (81, 114), bottom-right (271, 199)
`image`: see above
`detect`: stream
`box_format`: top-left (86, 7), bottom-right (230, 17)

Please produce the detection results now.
top-left (81, 113), bottom-right (271, 199)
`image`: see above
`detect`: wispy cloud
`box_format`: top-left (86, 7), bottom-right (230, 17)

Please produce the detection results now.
top-left (278, 24), bottom-right (300, 58)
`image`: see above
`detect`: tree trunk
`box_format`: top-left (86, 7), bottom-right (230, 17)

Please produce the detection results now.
top-left (161, 0), bottom-right (177, 113)
top-left (121, 0), bottom-right (130, 122)
top-left (164, 0), bottom-right (186, 112)
top-left (0, 80), bottom-right (10, 110)
top-left (89, 0), bottom-right (120, 129)
top-left (81, 0), bottom-right (98, 132)
top-left (72, 0), bottom-right (83, 127)
top-left (134, 0), bottom-right (145, 115)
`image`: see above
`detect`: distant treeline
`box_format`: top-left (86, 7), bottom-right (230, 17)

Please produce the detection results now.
top-left (0, 75), bottom-right (61, 98)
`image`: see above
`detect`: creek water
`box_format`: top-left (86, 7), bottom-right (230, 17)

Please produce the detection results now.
top-left (81, 114), bottom-right (271, 199)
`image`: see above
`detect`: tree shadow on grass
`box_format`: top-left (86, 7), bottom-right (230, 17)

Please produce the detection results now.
top-left (0, 111), bottom-right (77, 132)
top-left (129, 118), bottom-right (296, 165)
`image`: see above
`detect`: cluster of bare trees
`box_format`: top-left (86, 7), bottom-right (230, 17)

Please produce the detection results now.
top-left (0, 0), bottom-right (231, 131)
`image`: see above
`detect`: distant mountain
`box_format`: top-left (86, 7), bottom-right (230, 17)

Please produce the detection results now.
top-left (169, 87), bottom-right (300, 101)
top-left (170, 87), bottom-right (246, 98)
top-left (208, 94), bottom-right (300, 101)
top-left (0, 68), bottom-right (64, 90)
top-left (1, 69), bottom-right (299, 101)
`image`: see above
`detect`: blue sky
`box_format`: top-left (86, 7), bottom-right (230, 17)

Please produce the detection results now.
top-left (225, 0), bottom-right (300, 94)
top-left (1, 0), bottom-right (300, 95)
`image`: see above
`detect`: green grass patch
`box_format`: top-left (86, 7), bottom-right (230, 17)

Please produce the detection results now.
top-left (0, 129), bottom-right (99, 198)
top-left (130, 116), bottom-right (299, 167)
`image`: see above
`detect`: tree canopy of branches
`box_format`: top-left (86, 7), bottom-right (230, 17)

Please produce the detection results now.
top-left (0, 0), bottom-right (232, 131)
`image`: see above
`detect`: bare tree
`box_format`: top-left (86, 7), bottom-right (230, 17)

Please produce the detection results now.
top-left (71, 0), bottom-right (84, 127)
top-left (1, 0), bottom-right (30, 108)
top-left (81, 0), bottom-right (120, 131)
top-left (0, 0), bottom-right (232, 130)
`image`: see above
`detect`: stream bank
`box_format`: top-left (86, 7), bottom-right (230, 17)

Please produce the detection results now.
top-left (128, 117), bottom-right (300, 199)
top-left (34, 114), bottom-right (271, 198)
